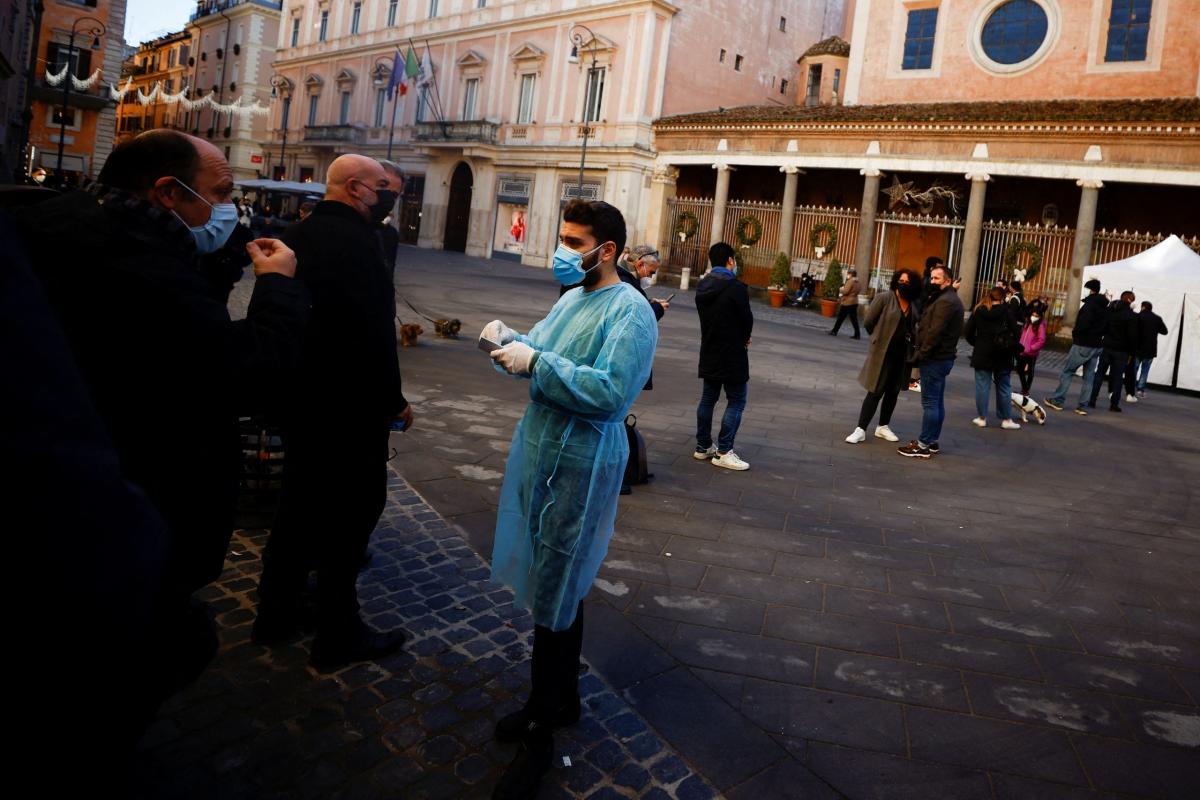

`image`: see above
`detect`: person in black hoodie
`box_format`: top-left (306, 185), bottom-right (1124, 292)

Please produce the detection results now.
top-left (694, 242), bottom-right (754, 471)
top-left (1044, 278), bottom-right (1109, 415)
top-left (1088, 290), bottom-right (1140, 412)
top-left (965, 287), bottom-right (1024, 429)
top-left (1131, 301), bottom-right (1169, 397)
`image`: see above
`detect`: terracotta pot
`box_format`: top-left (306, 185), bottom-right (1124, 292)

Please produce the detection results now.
top-left (768, 289), bottom-right (787, 308)
top-left (820, 299), bottom-right (839, 317)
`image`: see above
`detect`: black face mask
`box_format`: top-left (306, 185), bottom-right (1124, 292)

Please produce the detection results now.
top-left (898, 281), bottom-right (921, 301)
top-left (367, 188), bottom-right (399, 224)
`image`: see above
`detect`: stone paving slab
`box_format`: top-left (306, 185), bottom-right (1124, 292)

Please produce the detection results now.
top-left (130, 469), bottom-right (718, 800)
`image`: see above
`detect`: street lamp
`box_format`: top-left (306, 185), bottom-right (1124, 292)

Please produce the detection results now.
top-left (55, 15), bottom-right (105, 187)
top-left (268, 75), bottom-right (291, 181)
top-left (567, 23), bottom-right (599, 198)
top-left (373, 54), bottom-right (402, 160)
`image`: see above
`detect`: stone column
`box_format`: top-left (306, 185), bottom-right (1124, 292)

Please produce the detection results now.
top-left (778, 165), bottom-right (802, 257)
top-left (645, 165), bottom-right (679, 254)
top-left (853, 168), bottom-right (881, 279)
top-left (1064, 179), bottom-right (1103, 328)
top-left (710, 162), bottom-right (734, 244)
top-left (957, 172), bottom-right (990, 309)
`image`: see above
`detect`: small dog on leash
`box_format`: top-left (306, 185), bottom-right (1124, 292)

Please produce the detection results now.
top-left (399, 323), bottom-right (423, 347)
top-left (1011, 393), bottom-right (1047, 425)
top-left (434, 318), bottom-right (462, 338)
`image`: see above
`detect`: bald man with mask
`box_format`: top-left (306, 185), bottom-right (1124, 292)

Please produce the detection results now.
top-left (255, 154), bottom-right (412, 671)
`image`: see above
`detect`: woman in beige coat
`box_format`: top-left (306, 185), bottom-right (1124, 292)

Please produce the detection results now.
top-left (846, 268), bottom-right (922, 443)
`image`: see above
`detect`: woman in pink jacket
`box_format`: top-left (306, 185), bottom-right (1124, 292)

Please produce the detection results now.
top-left (1015, 300), bottom-right (1048, 397)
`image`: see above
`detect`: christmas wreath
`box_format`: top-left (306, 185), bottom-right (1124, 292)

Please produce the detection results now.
top-left (809, 221), bottom-right (838, 254)
top-left (735, 215), bottom-right (763, 248)
top-left (1002, 240), bottom-right (1042, 281)
top-left (674, 210), bottom-right (699, 241)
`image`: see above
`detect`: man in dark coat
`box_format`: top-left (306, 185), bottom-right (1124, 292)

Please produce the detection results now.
top-left (377, 159), bottom-right (405, 283)
top-left (12, 129), bottom-right (308, 611)
top-left (1089, 290), bottom-right (1140, 412)
top-left (899, 264), bottom-right (963, 459)
top-left (615, 246), bottom-right (668, 493)
top-left (1045, 278), bottom-right (1109, 415)
top-left (1131, 300), bottom-right (1170, 397)
top-left (694, 241), bottom-right (754, 471)
top-left (255, 154), bottom-right (412, 672)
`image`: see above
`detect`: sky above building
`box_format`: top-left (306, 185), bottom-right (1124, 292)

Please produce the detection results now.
top-left (125, 0), bottom-right (195, 47)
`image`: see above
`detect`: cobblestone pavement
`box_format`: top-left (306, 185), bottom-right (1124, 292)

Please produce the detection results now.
top-left (131, 469), bottom-right (718, 800)
top-left (375, 248), bottom-right (1199, 800)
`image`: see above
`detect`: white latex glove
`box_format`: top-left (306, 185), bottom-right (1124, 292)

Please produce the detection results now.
top-left (491, 341), bottom-right (537, 376)
top-left (480, 319), bottom-right (516, 346)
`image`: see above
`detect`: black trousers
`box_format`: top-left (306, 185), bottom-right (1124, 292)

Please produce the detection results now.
top-left (857, 350), bottom-right (907, 430)
top-left (529, 602), bottom-right (585, 726)
top-left (1089, 349), bottom-right (1129, 409)
top-left (831, 304), bottom-right (860, 336)
top-left (1015, 354), bottom-right (1038, 395)
top-left (258, 421), bottom-right (390, 635)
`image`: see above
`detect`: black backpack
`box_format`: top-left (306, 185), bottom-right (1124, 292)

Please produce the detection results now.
top-left (623, 414), bottom-right (651, 486)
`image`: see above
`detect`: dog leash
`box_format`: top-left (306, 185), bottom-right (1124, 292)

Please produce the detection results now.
top-left (394, 287), bottom-right (440, 325)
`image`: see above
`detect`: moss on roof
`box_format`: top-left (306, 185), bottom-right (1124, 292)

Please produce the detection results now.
top-left (656, 97), bottom-right (1200, 127)
top-left (800, 36), bottom-right (850, 59)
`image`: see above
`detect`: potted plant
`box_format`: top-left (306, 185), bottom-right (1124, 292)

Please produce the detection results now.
top-left (767, 251), bottom-right (791, 308)
top-left (819, 258), bottom-right (843, 317)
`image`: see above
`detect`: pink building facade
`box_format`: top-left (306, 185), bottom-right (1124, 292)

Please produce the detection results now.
top-left (268, 0), bottom-right (845, 263)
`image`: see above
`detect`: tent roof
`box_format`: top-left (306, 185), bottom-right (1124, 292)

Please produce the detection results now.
top-left (236, 178), bottom-right (326, 196)
top-left (1083, 235), bottom-right (1200, 292)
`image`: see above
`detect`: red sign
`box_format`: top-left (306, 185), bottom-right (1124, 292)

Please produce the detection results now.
top-left (250, 154), bottom-right (263, 164)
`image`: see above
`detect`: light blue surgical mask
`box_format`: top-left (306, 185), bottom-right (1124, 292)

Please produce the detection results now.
top-left (552, 242), bottom-right (604, 286)
top-left (171, 178), bottom-right (239, 254)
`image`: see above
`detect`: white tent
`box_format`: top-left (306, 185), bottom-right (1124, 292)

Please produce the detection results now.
top-left (1082, 235), bottom-right (1200, 391)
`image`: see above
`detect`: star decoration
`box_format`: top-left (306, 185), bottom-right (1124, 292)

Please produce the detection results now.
top-left (882, 175), bottom-right (914, 210)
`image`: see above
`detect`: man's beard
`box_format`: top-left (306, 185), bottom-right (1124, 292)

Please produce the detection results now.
top-left (580, 254), bottom-right (605, 287)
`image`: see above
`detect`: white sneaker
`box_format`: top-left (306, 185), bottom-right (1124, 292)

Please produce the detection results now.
top-left (908, 381), bottom-right (921, 392)
top-left (874, 425), bottom-right (899, 442)
top-left (845, 427), bottom-right (867, 444)
top-left (1125, 394), bottom-right (1138, 403)
top-left (1001, 419), bottom-right (1021, 430)
top-left (972, 417), bottom-right (987, 427)
top-left (712, 451), bottom-right (750, 471)
top-left (693, 445), bottom-right (718, 461)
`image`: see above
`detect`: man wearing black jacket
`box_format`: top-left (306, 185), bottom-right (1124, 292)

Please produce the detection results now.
top-left (899, 264), bottom-right (963, 459)
top-left (255, 154), bottom-right (412, 671)
top-left (1132, 301), bottom-right (1169, 397)
top-left (12, 129), bottom-right (309, 611)
top-left (1088, 291), bottom-right (1140, 412)
top-left (694, 242), bottom-right (754, 471)
top-left (1045, 278), bottom-right (1109, 415)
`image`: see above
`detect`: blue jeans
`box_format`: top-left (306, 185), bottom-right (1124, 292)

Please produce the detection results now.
top-left (974, 368), bottom-right (1013, 421)
top-left (696, 379), bottom-right (747, 454)
top-left (1047, 345), bottom-right (1101, 409)
top-left (1136, 358), bottom-right (1153, 392)
top-left (918, 359), bottom-right (954, 447)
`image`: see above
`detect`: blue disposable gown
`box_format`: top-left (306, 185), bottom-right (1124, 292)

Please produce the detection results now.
top-left (491, 282), bottom-right (658, 631)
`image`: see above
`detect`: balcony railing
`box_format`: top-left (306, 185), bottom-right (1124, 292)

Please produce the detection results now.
top-left (414, 120), bottom-right (498, 144)
top-left (303, 124), bottom-right (364, 144)
top-left (191, 0), bottom-right (282, 22)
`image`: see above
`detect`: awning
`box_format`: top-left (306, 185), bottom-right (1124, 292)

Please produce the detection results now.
top-left (38, 154), bottom-right (86, 173)
top-left (236, 178), bottom-right (326, 196)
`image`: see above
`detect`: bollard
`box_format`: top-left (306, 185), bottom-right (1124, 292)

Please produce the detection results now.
top-left (680, 267), bottom-right (691, 291)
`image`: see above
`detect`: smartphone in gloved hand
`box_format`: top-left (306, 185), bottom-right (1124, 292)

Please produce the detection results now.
top-left (478, 336), bottom-right (503, 353)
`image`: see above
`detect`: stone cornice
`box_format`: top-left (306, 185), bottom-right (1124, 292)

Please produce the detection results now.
top-left (653, 120), bottom-right (1199, 139)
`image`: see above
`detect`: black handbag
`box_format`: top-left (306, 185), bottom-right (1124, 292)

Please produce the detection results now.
top-left (623, 414), bottom-right (651, 486)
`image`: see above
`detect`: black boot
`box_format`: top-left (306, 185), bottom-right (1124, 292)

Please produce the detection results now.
top-left (495, 694), bottom-right (581, 743)
top-left (492, 726), bottom-right (554, 800)
top-left (310, 618), bottom-right (406, 672)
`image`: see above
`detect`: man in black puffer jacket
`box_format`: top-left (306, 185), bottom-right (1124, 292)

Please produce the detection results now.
top-left (694, 241), bottom-right (754, 471)
top-left (1045, 278), bottom-right (1109, 415)
top-left (1088, 290), bottom-right (1140, 412)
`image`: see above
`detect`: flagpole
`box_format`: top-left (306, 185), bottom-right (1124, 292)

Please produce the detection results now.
top-left (387, 88), bottom-right (399, 160)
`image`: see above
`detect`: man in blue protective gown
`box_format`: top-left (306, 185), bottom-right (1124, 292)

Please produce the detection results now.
top-left (481, 199), bottom-right (658, 800)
